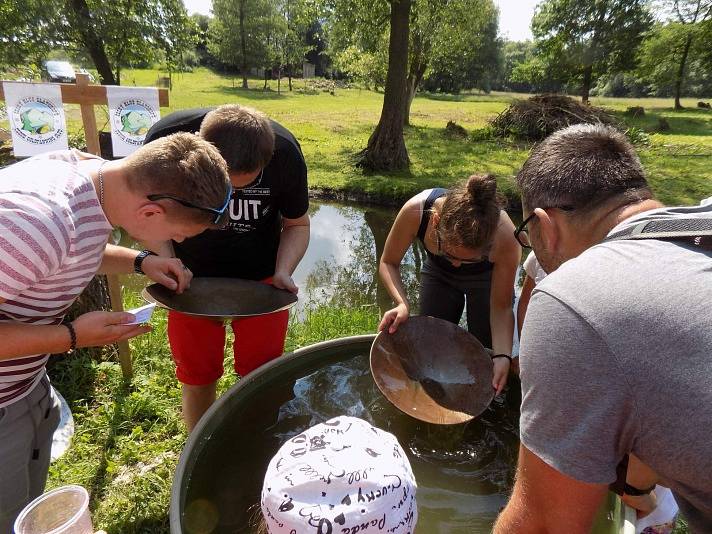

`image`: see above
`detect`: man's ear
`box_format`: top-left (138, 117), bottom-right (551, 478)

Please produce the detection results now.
top-left (534, 207), bottom-right (558, 251)
top-left (431, 211), bottom-right (440, 226)
top-left (137, 201), bottom-right (166, 220)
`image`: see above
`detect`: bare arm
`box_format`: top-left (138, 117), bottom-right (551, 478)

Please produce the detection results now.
top-left (517, 274), bottom-right (536, 340)
top-left (101, 243), bottom-right (191, 293)
top-left (494, 445), bottom-right (608, 534)
top-left (377, 196), bottom-right (423, 333)
top-left (98, 244), bottom-right (141, 274)
top-left (272, 213), bottom-right (311, 293)
top-left (0, 297), bottom-right (150, 360)
top-left (488, 213), bottom-right (521, 393)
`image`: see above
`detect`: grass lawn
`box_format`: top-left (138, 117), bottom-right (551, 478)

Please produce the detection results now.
top-left (24, 68), bottom-right (706, 532)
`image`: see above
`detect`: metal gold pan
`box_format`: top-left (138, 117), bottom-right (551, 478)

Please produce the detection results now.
top-left (142, 277), bottom-right (298, 320)
top-left (370, 315), bottom-right (495, 425)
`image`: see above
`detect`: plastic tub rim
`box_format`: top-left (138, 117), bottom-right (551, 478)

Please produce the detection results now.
top-left (169, 334), bottom-right (376, 534)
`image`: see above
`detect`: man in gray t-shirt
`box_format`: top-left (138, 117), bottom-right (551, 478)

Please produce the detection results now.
top-left (494, 124), bottom-right (712, 533)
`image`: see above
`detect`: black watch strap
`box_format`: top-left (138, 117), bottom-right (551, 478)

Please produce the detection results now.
top-left (134, 250), bottom-right (157, 274)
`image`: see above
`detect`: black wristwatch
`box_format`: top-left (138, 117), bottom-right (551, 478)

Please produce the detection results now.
top-left (134, 250), bottom-right (157, 274)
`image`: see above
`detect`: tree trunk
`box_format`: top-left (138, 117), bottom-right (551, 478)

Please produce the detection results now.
top-left (674, 32), bottom-right (694, 110)
top-left (278, 67), bottom-right (281, 94)
top-left (67, 0), bottom-right (117, 85)
top-left (404, 60), bottom-right (427, 126)
top-left (358, 0), bottom-right (411, 171)
top-left (288, 65), bottom-right (293, 91)
top-left (264, 68), bottom-right (268, 90)
top-left (239, 0), bottom-right (249, 88)
top-left (581, 64), bottom-right (593, 104)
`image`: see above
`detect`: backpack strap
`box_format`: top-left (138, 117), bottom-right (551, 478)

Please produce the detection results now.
top-left (605, 218), bottom-right (712, 251)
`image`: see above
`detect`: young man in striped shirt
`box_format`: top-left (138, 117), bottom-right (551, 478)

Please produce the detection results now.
top-left (0, 132), bottom-right (231, 531)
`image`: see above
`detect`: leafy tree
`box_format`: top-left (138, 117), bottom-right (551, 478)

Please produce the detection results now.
top-left (492, 40), bottom-right (538, 93)
top-left (419, 0), bottom-right (500, 98)
top-left (637, 18), bottom-right (712, 103)
top-left (190, 13), bottom-right (213, 66)
top-left (0, 0), bottom-right (58, 69)
top-left (647, 0), bottom-right (712, 108)
top-left (305, 20), bottom-right (329, 76)
top-left (275, 0), bottom-right (319, 90)
top-left (526, 0), bottom-right (653, 102)
top-left (1, 0), bottom-right (195, 85)
top-left (333, 43), bottom-right (388, 89)
top-left (325, 0), bottom-right (390, 81)
top-left (209, 0), bottom-right (276, 88)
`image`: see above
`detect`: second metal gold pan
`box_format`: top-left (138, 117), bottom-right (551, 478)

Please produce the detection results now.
top-left (370, 315), bottom-right (495, 425)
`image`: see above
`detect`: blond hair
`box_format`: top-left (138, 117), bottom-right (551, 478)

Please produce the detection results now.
top-left (200, 104), bottom-right (275, 172)
top-left (122, 132), bottom-right (230, 226)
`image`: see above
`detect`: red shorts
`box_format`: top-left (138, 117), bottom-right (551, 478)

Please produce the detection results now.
top-left (167, 278), bottom-right (289, 385)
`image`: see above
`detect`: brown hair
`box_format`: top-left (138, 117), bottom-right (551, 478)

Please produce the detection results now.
top-left (121, 132), bottom-right (230, 226)
top-left (516, 124), bottom-right (652, 215)
top-left (436, 174), bottom-right (503, 250)
top-left (200, 104), bottom-right (275, 173)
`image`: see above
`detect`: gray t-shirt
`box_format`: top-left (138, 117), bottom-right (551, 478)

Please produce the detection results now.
top-left (519, 198), bottom-right (712, 533)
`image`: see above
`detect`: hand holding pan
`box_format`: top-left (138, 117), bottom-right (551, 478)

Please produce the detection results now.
top-left (142, 277), bottom-right (298, 320)
top-left (370, 315), bottom-right (494, 425)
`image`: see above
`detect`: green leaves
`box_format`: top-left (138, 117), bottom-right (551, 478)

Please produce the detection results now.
top-left (524, 0), bottom-right (653, 99)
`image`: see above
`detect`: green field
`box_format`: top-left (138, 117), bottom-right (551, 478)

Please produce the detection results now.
top-left (53, 67), bottom-right (712, 207)
top-left (25, 67), bottom-right (706, 532)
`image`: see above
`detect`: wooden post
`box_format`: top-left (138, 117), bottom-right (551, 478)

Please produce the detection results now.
top-left (0, 76), bottom-right (168, 379)
top-left (75, 73), bottom-right (132, 378)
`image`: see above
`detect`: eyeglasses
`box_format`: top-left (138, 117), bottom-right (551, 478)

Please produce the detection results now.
top-left (435, 230), bottom-right (482, 264)
top-left (147, 183), bottom-right (233, 225)
top-left (514, 206), bottom-right (575, 249)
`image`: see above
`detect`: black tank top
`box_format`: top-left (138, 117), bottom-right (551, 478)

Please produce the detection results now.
top-left (416, 188), bottom-right (494, 275)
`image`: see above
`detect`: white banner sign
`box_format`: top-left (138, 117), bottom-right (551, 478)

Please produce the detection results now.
top-left (107, 86), bottom-right (160, 157)
top-left (3, 82), bottom-right (68, 157)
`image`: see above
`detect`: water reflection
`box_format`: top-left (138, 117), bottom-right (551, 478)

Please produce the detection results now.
top-left (293, 201), bottom-right (425, 314)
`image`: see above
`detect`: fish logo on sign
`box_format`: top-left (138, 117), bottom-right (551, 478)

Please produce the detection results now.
top-left (111, 99), bottom-right (157, 146)
top-left (11, 97), bottom-right (64, 145)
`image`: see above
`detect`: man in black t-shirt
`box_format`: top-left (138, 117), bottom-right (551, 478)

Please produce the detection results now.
top-left (144, 105), bottom-right (310, 432)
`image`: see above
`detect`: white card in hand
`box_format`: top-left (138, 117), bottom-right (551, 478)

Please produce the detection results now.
top-left (124, 302), bottom-right (156, 325)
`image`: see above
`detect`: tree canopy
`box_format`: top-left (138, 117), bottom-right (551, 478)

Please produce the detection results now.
top-left (0, 0), bottom-right (195, 85)
top-left (525, 0), bottom-right (653, 102)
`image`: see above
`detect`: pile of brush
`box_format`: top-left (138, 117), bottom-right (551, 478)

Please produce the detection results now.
top-left (490, 94), bottom-right (618, 141)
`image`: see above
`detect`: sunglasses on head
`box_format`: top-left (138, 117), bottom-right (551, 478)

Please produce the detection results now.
top-left (147, 183), bottom-right (233, 226)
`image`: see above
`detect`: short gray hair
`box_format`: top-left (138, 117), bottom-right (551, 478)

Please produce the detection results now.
top-left (516, 124), bottom-right (651, 213)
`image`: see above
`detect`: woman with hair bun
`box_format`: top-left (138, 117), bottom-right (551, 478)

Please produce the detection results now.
top-left (379, 175), bottom-right (521, 394)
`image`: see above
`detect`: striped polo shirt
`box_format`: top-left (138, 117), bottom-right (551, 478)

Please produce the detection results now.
top-left (0, 150), bottom-right (112, 408)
